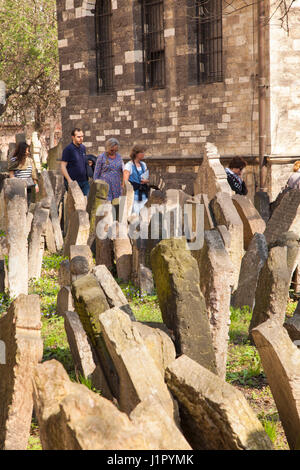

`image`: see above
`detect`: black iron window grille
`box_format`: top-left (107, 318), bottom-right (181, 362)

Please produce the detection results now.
top-left (95, 0), bottom-right (114, 93)
top-left (141, 0), bottom-right (165, 89)
top-left (196, 0), bottom-right (223, 84)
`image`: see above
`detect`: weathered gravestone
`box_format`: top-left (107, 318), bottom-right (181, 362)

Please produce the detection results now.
top-left (0, 295), bottom-right (43, 450)
top-left (194, 142), bottom-right (232, 201)
top-left (165, 355), bottom-right (273, 450)
top-left (151, 238), bottom-right (216, 373)
top-left (33, 359), bottom-right (190, 450)
top-left (63, 210), bottom-right (90, 258)
top-left (193, 229), bottom-right (234, 379)
top-left (86, 179), bottom-right (109, 246)
top-left (113, 222), bottom-right (132, 282)
top-left (92, 264), bottom-right (135, 320)
top-left (232, 194), bottom-right (266, 250)
top-left (252, 318), bottom-right (300, 450)
top-left (99, 307), bottom-right (178, 419)
top-left (28, 205), bottom-right (49, 279)
top-left (95, 201), bottom-right (114, 269)
top-left (47, 141), bottom-right (63, 171)
top-left (4, 178), bottom-right (28, 297)
top-left (32, 359), bottom-right (148, 450)
top-left (37, 170), bottom-right (63, 251)
top-left (284, 313), bottom-right (300, 344)
top-left (210, 191), bottom-right (244, 289)
top-left (232, 233), bottom-right (268, 310)
top-left (249, 242), bottom-right (295, 335)
top-left (56, 286), bottom-right (74, 316)
top-left (58, 259), bottom-right (71, 287)
top-left (63, 310), bottom-right (112, 398)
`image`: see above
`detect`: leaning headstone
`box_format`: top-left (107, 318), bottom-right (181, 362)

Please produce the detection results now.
top-left (28, 206), bottom-right (49, 279)
top-left (63, 210), bottom-right (90, 258)
top-left (58, 259), bottom-right (71, 287)
top-left (4, 178), bottom-right (28, 297)
top-left (70, 245), bottom-right (94, 269)
top-left (95, 202), bottom-right (114, 269)
top-left (232, 195), bottom-right (266, 250)
top-left (92, 265), bottom-right (135, 320)
top-left (151, 238), bottom-right (216, 373)
top-left (99, 307), bottom-right (177, 419)
top-left (70, 257), bottom-right (90, 283)
top-left (252, 318), bottom-right (300, 450)
top-left (45, 218), bottom-right (56, 253)
top-left (56, 286), bottom-right (74, 316)
top-left (86, 179), bottom-right (109, 246)
top-left (193, 230), bottom-right (234, 379)
top-left (32, 360), bottom-right (150, 450)
top-left (30, 131), bottom-right (42, 171)
top-left (139, 264), bottom-right (154, 295)
top-left (130, 397), bottom-right (191, 450)
top-left (71, 274), bottom-right (116, 397)
top-left (194, 142), bottom-right (232, 201)
top-left (264, 189), bottom-right (300, 245)
top-left (232, 233), bottom-right (268, 310)
top-left (113, 222), bottom-right (132, 282)
top-left (165, 355), bottom-right (273, 450)
top-left (133, 322), bottom-right (176, 377)
top-left (0, 258), bottom-right (7, 293)
top-left (63, 311), bottom-right (112, 399)
top-left (0, 295), bottom-right (43, 450)
top-left (119, 180), bottom-right (135, 223)
top-left (210, 191), bottom-right (244, 288)
top-left (249, 245), bottom-right (290, 334)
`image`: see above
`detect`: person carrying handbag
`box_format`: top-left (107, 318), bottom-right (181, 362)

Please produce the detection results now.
top-left (123, 144), bottom-right (149, 215)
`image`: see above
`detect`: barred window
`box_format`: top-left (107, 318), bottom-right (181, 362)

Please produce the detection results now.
top-left (95, 0), bottom-right (114, 93)
top-left (196, 0), bottom-right (223, 84)
top-left (141, 0), bottom-right (165, 89)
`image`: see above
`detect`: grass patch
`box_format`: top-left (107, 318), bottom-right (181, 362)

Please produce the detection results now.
top-left (42, 315), bottom-right (74, 374)
top-left (29, 277), bottom-right (59, 317)
top-left (119, 282), bottom-right (162, 323)
top-left (229, 305), bottom-right (252, 344)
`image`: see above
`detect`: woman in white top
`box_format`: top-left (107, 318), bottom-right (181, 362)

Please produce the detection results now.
top-left (123, 145), bottom-right (149, 215)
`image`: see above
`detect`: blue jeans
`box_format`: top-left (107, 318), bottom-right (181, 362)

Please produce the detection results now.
top-left (78, 180), bottom-right (90, 196)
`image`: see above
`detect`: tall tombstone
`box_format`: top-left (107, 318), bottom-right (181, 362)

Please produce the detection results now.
top-left (86, 179), bottom-right (109, 246)
top-left (65, 180), bottom-right (87, 237)
top-left (210, 191), bottom-right (244, 289)
top-left (113, 222), bottom-right (132, 282)
top-left (193, 142), bottom-right (232, 201)
top-left (0, 295), bottom-right (43, 450)
top-left (232, 195), bottom-right (266, 250)
top-left (28, 205), bottom-right (49, 279)
top-left (63, 210), bottom-right (90, 258)
top-left (193, 229), bottom-right (234, 379)
top-left (252, 318), bottom-right (300, 450)
top-left (4, 179), bottom-right (28, 297)
top-left (249, 244), bottom-right (291, 334)
top-left (119, 180), bottom-right (134, 224)
top-left (95, 201), bottom-right (114, 269)
top-left (151, 238), bottom-right (216, 373)
top-left (232, 233), bottom-right (268, 310)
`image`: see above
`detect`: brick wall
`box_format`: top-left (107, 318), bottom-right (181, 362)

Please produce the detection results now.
top-left (56, 0), bottom-right (300, 201)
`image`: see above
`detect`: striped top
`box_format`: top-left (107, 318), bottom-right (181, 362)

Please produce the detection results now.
top-left (14, 165), bottom-right (33, 179)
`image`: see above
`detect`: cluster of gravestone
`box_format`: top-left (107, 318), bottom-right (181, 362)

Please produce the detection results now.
top-left (1, 141), bottom-right (300, 450)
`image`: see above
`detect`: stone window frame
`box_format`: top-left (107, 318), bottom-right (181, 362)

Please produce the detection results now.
top-left (95, 0), bottom-right (115, 93)
top-left (141, 0), bottom-right (166, 90)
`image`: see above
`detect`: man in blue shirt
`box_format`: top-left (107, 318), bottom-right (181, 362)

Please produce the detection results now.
top-left (61, 128), bottom-right (90, 196)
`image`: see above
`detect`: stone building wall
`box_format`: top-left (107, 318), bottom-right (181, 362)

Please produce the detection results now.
top-left (56, 0), bottom-right (300, 201)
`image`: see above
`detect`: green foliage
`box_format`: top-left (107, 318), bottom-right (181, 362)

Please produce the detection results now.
top-left (76, 374), bottom-right (102, 395)
top-left (42, 253), bottom-right (67, 272)
top-left (29, 276), bottom-right (59, 317)
top-left (0, 230), bottom-right (5, 237)
top-left (120, 282), bottom-right (162, 323)
top-left (42, 315), bottom-right (74, 373)
top-left (0, 0), bottom-right (59, 130)
top-left (0, 292), bottom-right (13, 317)
top-left (227, 341), bottom-right (264, 386)
top-left (258, 412), bottom-right (278, 443)
top-left (229, 305), bottom-right (252, 344)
